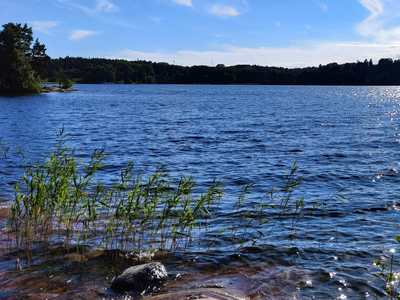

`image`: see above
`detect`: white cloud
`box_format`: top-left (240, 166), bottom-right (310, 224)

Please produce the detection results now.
top-left (172, 0), bottom-right (193, 7)
top-left (54, 0), bottom-right (118, 15)
top-left (30, 21), bottom-right (58, 34)
top-left (208, 5), bottom-right (241, 17)
top-left (359, 0), bottom-right (384, 20)
top-left (356, 0), bottom-right (400, 42)
top-left (96, 0), bottom-right (118, 12)
top-left (69, 30), bottom-right (100, 40)
top-left (107, 40), bottom-right (400, 68)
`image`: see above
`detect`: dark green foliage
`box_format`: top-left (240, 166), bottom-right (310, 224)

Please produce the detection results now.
top-left (0, 23), bottom-right (49, 93)
top-left (62, 78), bottom-right (73, 89)
top-left (49, 56), bottom-right (400, 85)
top-left (55, 69), bottom-right (73, 89)
top-left (30, 39), bottom-right (50, 80)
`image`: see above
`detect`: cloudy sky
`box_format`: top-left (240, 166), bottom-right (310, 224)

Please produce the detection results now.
top-left (1, 0), bottom-right (400, 67)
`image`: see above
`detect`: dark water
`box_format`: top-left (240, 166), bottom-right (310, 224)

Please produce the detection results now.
top-left (1, 84), bottom-right (400, 299)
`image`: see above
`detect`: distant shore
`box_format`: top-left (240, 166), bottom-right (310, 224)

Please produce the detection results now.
top-left (41, 86), bottom-right (79, 93)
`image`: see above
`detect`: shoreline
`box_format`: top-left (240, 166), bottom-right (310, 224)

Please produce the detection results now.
top-left (41, 86), bottom-right (79, 93)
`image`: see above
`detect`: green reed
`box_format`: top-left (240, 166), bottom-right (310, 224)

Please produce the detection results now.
top-left (6, 131), bottom-right (345, 266)
top-left (10, 129), bottom-right (105, 264)
top-left (7, 130), bottom-right (225, 264)
top-left (0, 139), bottom-right (10, 159)
top-left (211, 159), bottom-right (347, 250)
top-left (374, 236), bottom-right (400, 299)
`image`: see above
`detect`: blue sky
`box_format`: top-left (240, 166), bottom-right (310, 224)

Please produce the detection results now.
top-left (1, 0), bottom-right (400, 67)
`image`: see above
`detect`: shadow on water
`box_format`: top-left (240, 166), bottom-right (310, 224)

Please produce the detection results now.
top-left (0, 205), bottom-right (321, 299)
top-left (0, 180), bottom-right (391, 299)
top-left (0, 203), bottom-right (302, 299)
top-left (0, 243), bottom-right (306, 299)
top-left (0, 241), bottom-right (388, 299)
top-left (0, 201), bottom-right (388, 300)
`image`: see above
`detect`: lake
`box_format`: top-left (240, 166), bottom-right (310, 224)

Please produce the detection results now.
top-left (1, 84), bottom-right (400, 299)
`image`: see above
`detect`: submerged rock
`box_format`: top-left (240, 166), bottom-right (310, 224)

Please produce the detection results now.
top-left (111, 262), bottom-right (168, 292)
top-left (145, 288), bottom-right (242, 300)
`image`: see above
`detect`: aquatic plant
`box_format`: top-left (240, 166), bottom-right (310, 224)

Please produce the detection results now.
top-left (374, 236), bottom-right (400, 299)
top-left (5, 130), bottom-right (346, 266)
top-left (10, 130), bottom-right (105, 265)
top-left (213, 160), bottom-right (347, 250)
top-left (7, 129), bottom-right (225, 265)
top-left (0, 139), bottom-right (10, 159)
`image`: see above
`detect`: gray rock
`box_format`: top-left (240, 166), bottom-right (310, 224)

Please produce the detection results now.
top-left (111, 262), bottom-right (168, 292)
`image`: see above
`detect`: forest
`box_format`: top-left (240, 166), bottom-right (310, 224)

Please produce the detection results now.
top-left (2, 22), bottom-right (400, 93)
top-left (49, 56), bottom-right (400, 86)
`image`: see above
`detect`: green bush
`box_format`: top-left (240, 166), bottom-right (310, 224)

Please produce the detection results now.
top-left (61, 77), bottom-right (73, 89)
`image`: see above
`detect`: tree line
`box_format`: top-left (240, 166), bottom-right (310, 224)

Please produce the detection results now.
top-left (49, 56), bottom-right (400, 86)
top-left (3, 22), bottom-right (400, 94)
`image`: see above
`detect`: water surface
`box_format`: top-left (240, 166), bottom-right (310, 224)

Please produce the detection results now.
top-left (1, 84), bottom-right (400, 299)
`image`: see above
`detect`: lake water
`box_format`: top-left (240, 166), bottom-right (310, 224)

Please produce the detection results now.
top-left (1, 84), bottom-right (400, 299)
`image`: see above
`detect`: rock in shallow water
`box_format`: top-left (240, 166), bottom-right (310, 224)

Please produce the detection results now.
top-left (111, 262), bottom-right (168, 292)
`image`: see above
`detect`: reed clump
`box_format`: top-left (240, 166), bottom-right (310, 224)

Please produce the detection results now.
top-left (374, 236), bottom-right (400, 299)
top-left (5, 130), bottom-right (346, 266)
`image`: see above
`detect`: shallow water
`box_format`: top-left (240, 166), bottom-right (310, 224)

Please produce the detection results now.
top-left (1, 84), bottom-right (400, 298)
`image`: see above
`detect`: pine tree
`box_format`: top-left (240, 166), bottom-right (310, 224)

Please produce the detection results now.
top-left (0, 23), bottom-right (49, 93)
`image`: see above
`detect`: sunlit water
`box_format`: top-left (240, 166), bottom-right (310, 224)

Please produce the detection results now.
top-left (1, 84), bottom-right (400, 299)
